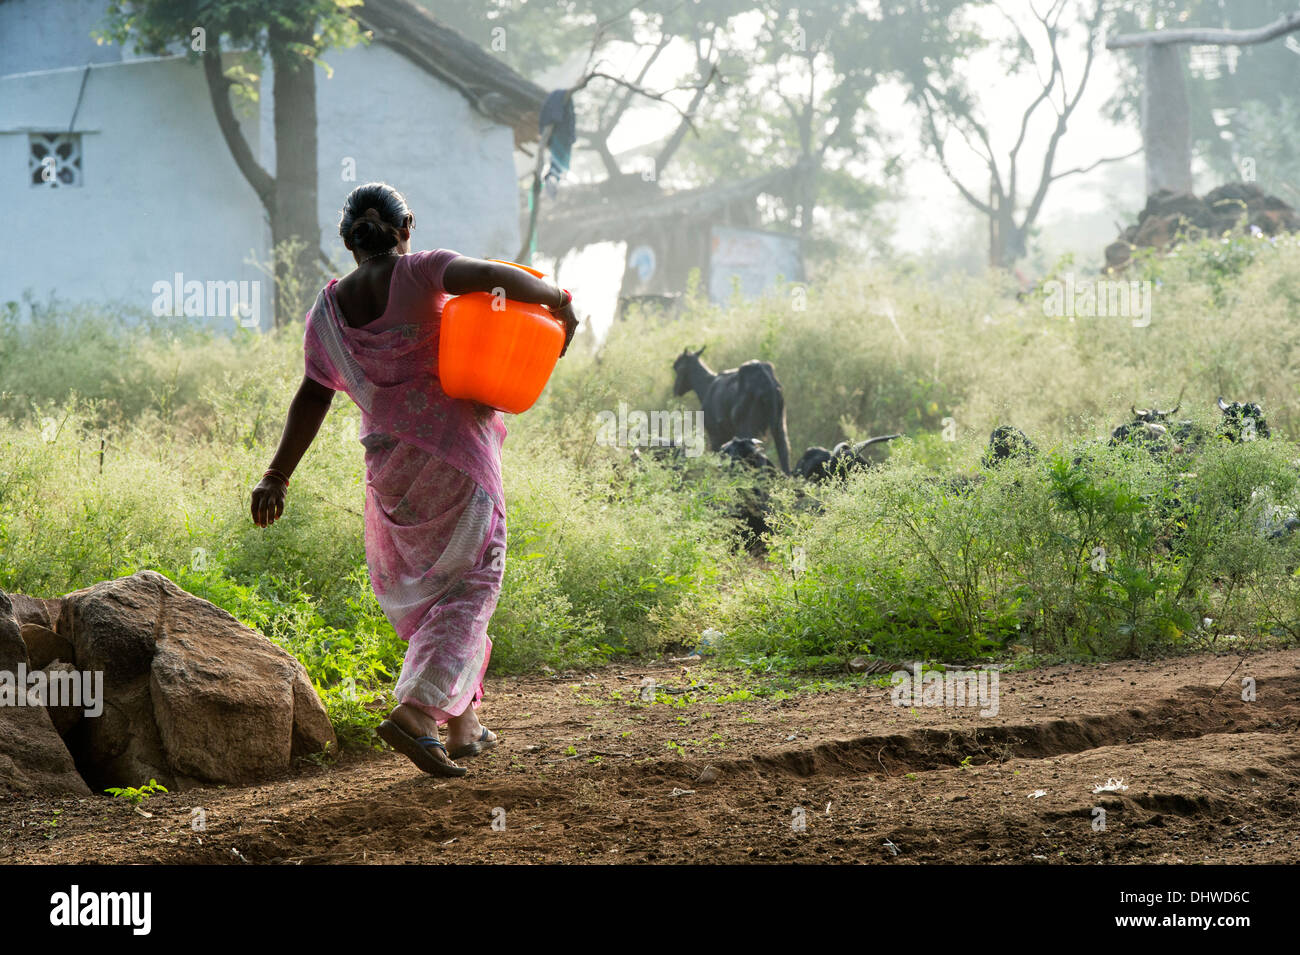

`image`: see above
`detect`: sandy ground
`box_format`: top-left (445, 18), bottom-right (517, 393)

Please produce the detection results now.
top-left (2, 649), bottom-right (1297, 864)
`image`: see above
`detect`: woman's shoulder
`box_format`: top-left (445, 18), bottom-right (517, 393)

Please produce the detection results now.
top-left (407, 248), bottom-right (460, 261)
top-left (404, 249), bottom-right (461, 270)
top-left (303, 278), bottom-right (339, 327)
top-left (402, 249), bottom-right (462, 292)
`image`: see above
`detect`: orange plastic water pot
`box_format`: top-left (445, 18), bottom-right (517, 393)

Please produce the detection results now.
top-left (438, 259), bottom-right (566, 414)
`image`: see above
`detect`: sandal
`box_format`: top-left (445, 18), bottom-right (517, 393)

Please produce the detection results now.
top-left (378, 719), bottom-right (468, 778)
top-left (448, 726), bottom-right (499, 761)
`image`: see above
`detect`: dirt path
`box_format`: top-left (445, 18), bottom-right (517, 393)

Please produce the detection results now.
top-left (3, 649), bottom-right (1298, 864)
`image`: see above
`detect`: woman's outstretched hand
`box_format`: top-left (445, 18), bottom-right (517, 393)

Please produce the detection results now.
top-left (549, 298), bottom-right (579, 357)
top-left (251, 475), bottom-right (287, 527)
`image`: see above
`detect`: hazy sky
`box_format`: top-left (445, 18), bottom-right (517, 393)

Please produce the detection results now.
top-left (534, 3), bottom-right (1158, 334)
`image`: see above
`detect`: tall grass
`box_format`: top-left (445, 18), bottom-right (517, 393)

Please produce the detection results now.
top-left (3, 232), bottom-right (1300, 743)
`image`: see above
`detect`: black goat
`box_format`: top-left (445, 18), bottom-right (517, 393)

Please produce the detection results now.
top-left (1110, 396), bottom-right (1184, 452)
top-left (983, 426), bottom-right (1038, 468)
top-left (794, 434), bottom-right (902, 482)
top-left (1218, 396), bottom-right (1271, 442)
top-left (720, 436), bottom-right (776, 471)
top-left (673, 347), bottom-right (791, 474)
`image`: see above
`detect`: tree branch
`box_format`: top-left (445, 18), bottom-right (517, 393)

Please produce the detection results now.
top-left (1107, 11), bottom-right (1300, 49)
top-left (919, 90), bottom-right (994, 215)
top-left (1022, 0), bottom-right (1105, 228)
top-left (596, 31), bottom-right (671, 136)
top-left (576, 70), bottom-right (716, 135)
top-left (655, 61), bottom-right (718, 169)
top-left (1049, 144), bottom-right (1142, 181)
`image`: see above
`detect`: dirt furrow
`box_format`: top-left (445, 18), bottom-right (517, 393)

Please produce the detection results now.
top-left (2, 650), bottom-right (1297, 864)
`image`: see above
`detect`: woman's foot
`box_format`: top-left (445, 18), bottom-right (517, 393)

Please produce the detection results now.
top-left (384, 703), bottom-right (465, 775)
top-left (446, 707), bottom-right (498, 759)
top-left (389, 702), bottom-right (441, 740)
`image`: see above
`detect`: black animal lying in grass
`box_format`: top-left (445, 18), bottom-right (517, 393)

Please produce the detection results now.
top-left (672, 347), bottom-right (792, 474)
top-left (982, 426), bottom-right (1038, 468)
top-left (719, 436), bottom-right (775, 471)
top-left (1109, 397), bottom-right (1185, 452)
top-left (794, 434), bottom-right (903, 482)
top-left (1106, 394), bottom-right (1274, 454)
top-left (1217, 396), bottom-right (1271, 442)
top-left (716, 438), bottom-right (785, 554)
top-left (628, 441), bottom-right (691, 468)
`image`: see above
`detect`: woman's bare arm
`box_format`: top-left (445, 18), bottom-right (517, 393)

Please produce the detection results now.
top-left (251, 376), bottom-right (335, 527)
top-left (443, 256), bottom-right (565, 304)
top-left (443, 256), bottom-right (579, 355)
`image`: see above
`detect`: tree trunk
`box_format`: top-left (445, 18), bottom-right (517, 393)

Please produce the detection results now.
top-left (988, 181), bottom-right (1000, 268)
top-left (988, 188), bottom-right (1027, 268)
top-left (269, 25), bottom-right (320, 327)
top-left (1142, 44), bottom-right (1193, 195)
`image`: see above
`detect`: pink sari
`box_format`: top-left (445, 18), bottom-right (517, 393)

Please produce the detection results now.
top-left (303, 250), bottom-right (507, 722)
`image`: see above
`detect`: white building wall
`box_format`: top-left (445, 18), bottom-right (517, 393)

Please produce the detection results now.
top-left (0, 0), bottom-right (124, 76)
top-left (311, 42), bottom-right (522, 266)
top-left (1, 4), bottom-right (525, 323)
top-left (0, 55), bottom-right (270, 326)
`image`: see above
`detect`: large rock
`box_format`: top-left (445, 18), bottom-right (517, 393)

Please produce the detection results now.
top-left (0, 593), bottom-right (90, 795)
top-left (7, 592), bottom-right (64, 630)
top-left (58, 571), bottom-right (337, 790)
top-left (21, 623), bottom-right (75, 670)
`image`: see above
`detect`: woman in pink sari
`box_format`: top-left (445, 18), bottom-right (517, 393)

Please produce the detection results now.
top-left (251, 183), bottom-right (577, 777)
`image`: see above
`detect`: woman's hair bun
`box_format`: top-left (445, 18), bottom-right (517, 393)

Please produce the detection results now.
top-left (338, 183), bottom-right (412, 253)
top-left (348, 213), bottom-right (390, 251)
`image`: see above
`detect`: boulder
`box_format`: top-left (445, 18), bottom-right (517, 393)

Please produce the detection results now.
top-left (42, 661), bottom-right (86, 737)
top-left (6, 592), bottom-right (64, 630)
top-left (59, 571), bottom-right (337, 790)
top-left (20, 623), bottom-right (75, 669)
top-left (0, 593), bottom-right (90, 795)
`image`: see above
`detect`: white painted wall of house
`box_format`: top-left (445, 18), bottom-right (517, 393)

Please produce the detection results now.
top-left (0, 55), bottom-right (271, 326)
top-left (0, 0), bottom-right (132, 76)
top-left (307, 42), bottom-right (523, 267)
top-left (1, 0), bottom-right (524, 325)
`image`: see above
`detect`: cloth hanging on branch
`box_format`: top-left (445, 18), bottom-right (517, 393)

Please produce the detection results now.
top-left (539, 89), bottom-right (576, 195)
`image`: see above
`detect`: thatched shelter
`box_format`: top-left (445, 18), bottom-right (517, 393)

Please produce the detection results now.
top-left (534, 166), bottom-right (805, 298)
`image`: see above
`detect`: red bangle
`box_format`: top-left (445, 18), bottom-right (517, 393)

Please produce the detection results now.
top-left (263, 468), bottom-right (290, 487)
top-left (553, 288), bottom-right (572, 309)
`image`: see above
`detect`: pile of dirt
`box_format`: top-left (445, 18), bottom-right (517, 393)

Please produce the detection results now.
top-left (0, 571), bottom-right (335, 795)
top-left (1105, 182), bottom-right (1300, 271)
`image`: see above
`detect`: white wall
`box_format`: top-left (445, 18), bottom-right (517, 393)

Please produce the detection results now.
top-left (0, 55), bottom-right (270, 326)
top-left (309, 42), bottom-right (522, 266)
top-left (1, 16), bottom-right (524, 323)
top-left (0, 0), bottom-right (123, 77)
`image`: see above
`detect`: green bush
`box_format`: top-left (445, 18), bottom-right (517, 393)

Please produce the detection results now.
top-left (5, 236), bottom-right (1300, 742)
top-left (721, 434), bottom-right (1300, 668)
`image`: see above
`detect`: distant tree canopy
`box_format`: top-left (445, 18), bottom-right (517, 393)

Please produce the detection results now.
top-left (418, 0), bottom-right (987, 263)
top-left (1107, 0), bottom-right (1300, 203)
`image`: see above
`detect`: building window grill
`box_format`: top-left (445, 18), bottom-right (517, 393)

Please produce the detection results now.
top-left (29, 133), bottom-right (83, 187)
